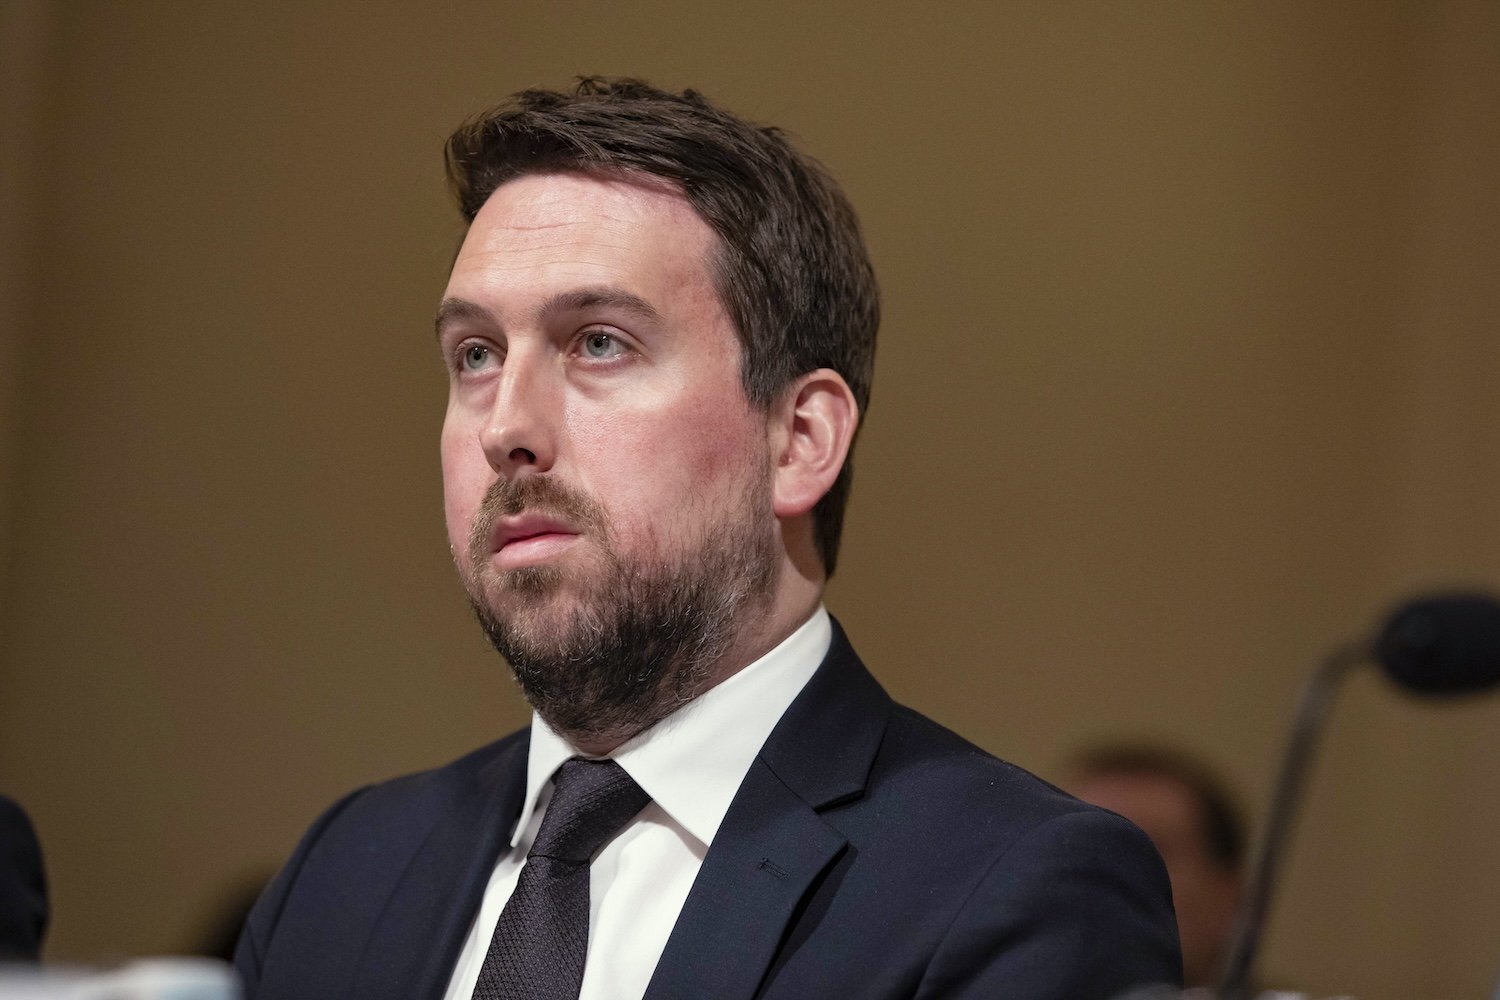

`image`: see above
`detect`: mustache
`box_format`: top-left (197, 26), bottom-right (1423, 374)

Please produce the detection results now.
top-left (467, 475), bottom-right (607, 561)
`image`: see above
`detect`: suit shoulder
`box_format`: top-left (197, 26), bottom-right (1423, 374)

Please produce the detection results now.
top-left (809, 625), bottom-right (1103, 839)
top-left (873, 703), bottom-right (1109, 837)
top-left (235, 729), bottom-right (530, 992)
top-left (866, 707), bottom-right (1181, 992)
top-left (779, 694), bottom-right (1182, 994)
top-left (328, 728), bottom-right (529, 829)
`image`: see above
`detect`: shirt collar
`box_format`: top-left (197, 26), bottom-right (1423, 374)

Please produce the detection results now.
top-left (513, 606), bottom-right (831, 849)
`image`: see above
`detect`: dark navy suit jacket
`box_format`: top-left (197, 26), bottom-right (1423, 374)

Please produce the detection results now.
top-left (236, 623), bottom-right (1181, 998)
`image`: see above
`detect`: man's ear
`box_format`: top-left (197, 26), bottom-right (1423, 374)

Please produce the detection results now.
top-left (770, 369), bottom-right (859, 519)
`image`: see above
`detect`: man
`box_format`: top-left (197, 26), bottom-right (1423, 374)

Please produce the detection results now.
top-left (1069, 745), bottom-right (1246, 992)
top-left (235, 78), bottom-right (1180, 999)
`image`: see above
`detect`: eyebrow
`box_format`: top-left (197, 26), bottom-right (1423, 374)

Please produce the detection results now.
top-left (434, 297), bottom-right (493, 341)
top-left (541, 287), bottom-right (663, 325)
top-left (434, 287), bottom-right (663, 342)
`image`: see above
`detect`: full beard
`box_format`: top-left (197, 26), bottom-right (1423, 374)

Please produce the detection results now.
top-left (461, 474), bottom-right (778, 749)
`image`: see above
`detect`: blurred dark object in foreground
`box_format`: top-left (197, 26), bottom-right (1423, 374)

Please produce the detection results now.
top-left (0, 794), bottom-right (48, 962)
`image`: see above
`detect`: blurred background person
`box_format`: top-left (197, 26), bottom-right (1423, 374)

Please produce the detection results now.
top-left (1068, 745), bottom-right (1245, 992)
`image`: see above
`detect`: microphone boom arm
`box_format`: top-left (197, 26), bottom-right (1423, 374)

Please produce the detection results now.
top-left (1218, 640), bottom-right (1370, 1000)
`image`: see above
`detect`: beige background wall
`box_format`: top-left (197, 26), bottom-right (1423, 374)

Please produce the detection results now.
top-left (2, 2), bottom-right (1497, 996)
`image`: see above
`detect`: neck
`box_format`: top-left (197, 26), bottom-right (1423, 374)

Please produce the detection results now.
top-left (552, 568), bottom-right (823, 757)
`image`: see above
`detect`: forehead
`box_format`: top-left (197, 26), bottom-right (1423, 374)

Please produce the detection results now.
top-left (448, 171), bottom-right (721, 298)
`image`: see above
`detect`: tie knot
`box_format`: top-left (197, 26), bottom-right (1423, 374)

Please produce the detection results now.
top-left (530, 758), bottom-right (650, 864)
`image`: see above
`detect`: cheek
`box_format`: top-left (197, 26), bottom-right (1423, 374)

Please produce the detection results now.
top-left (568, 396), bottom-right (766, 519)
top-left (439, 420), bottom-right (484, 550)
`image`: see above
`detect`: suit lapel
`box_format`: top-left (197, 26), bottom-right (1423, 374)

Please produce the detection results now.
top-left (644, 620), bottom-right (891, 1000)
top-left (642, 758), bottom-right (845, 1000)
top-left (348, 738), bottom-right (529, 1000)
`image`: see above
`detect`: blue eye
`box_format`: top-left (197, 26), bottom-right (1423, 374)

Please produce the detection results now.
top-left (461, 344), bottom-right (491, 370)
top-left (583, 331), bottom-right (623, 358)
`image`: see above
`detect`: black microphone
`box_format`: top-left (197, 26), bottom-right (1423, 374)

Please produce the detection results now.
top-left (1218, 592), bottom-right (1500, 1000)
top-left (1376, 593), bottom-right (1500, 695)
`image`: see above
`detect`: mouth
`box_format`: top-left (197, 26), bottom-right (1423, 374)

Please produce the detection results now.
top-left (489, 515), bottom-right (580, 570)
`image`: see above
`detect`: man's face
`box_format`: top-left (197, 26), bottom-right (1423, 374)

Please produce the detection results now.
top-left (437, 171), bottom-right (779, 746)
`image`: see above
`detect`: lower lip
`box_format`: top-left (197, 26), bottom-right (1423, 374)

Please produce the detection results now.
top-left (493, 532), bottom-right (578, 570)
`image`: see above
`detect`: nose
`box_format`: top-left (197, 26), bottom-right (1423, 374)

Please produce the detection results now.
top-left (479, 350), bottom-right (557, 478)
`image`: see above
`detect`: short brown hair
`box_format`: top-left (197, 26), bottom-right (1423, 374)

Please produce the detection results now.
top-left (444, 77), bottom-right (879, 576)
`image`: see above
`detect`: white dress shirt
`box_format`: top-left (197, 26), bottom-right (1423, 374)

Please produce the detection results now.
top-left (441, 607), bottom-right (832, 1000)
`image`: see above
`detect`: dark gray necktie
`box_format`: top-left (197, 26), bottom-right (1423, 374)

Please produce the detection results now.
top-left (472, 757), bottom-right (650, 1000)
